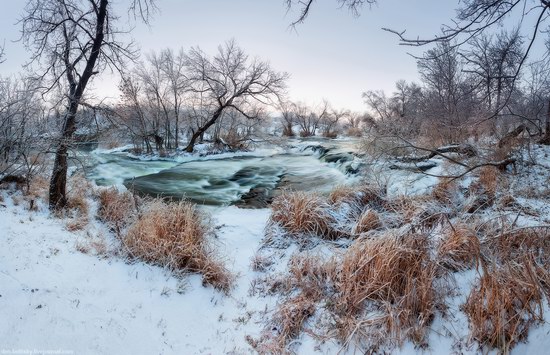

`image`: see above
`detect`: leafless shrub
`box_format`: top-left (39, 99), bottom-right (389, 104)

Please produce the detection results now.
top-left (124, 200), bottom-right (233, 292)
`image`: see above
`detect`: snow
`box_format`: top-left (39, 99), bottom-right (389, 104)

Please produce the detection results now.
top-left (0, 194), bottom-right (275, 354)
top-left (2, 143), bottom-right (550, 354)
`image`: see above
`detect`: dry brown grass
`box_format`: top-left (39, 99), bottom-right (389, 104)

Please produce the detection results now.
top-left (268, 192), bottom-right (339, 240)
top-left (478, 166), bottom-right (500, 197)
top-left (67, 194), bottom-right (89, 217)
top-left (269, 293), bottom-right (317, 350)
top-left (437, 225), bottom-right (480, 271)
top-left (255, 253), bottom-right (334, 351)
top-left (328, 185), bottom-right (383, 208)
top-left (352, 209), bottom-right (381, 235)
top-left (260, 233), bottom-right (440, 349)
top-left (66, 218), bottom-right (89, 232)
top-left (383, 195), bottom-right (432, 225)
top-left (332, 233), bottom-right (437, 347)
top-left (26, 175), bottom-right (49, 201)
top-left (483, 228), bottom-right (550, 269)
top-left (498, 194), bottom-right (517, 208)
top-left (463, 260), bottom-right (545, 352)
top-left (97, 188), bottom-right (137, 236)
top-left (124, 200), bottom-right (233, 293)
top-left (460, 227), bottom-right (550, 352)
top-left (432, 178), bottom-right (457, 205)
top-left (287, 253), bottom-right (335, 300)
top-left (75, 234), bottom-right (109, 257)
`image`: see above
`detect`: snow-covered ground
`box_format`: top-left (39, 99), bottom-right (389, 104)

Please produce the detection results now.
top-left (0, 194), bottom-right (275, 354)
top-left (3, 190), bottom-right (550, 355)
top-left (2, 144), bottom-right (550, 354)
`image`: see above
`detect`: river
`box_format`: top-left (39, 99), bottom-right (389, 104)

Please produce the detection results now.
top-left (82, 138), bottom-right (364, 207)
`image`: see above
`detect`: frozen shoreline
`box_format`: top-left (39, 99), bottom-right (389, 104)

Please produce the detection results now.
top-left (2, 144), bottom-right (550, 354)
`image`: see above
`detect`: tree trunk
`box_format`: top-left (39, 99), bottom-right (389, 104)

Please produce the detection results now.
top-left (175, 115), bottom-right (179, 149)
top-left (49, 108), bottom-right (77, 209)
top-left (185, 106), bottom-right (225, 152)
top-left (540, 98), bottom-right (550, 145)
top-left (48, 0), bottom-right (108, 210)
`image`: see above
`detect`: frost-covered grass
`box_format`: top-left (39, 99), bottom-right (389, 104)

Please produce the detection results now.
top-left (2, 144), bottom-right (550, 354)
top-left (256, 144), bottom-right (550, 354)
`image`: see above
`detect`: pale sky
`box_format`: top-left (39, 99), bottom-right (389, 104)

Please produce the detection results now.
top-left (0, 1), bottom-right (484, 111)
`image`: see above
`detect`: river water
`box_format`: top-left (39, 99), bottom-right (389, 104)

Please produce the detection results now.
top-left (82, 138), bottom-right (363, 206)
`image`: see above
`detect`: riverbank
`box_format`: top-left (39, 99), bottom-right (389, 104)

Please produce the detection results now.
top-left (0, 191), bottom-right (274, 354)
top-left (2, 143), bottom-right (550, 354)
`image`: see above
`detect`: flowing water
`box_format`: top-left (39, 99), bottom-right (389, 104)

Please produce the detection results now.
top-left (83, 138), bottom-right (363, 207)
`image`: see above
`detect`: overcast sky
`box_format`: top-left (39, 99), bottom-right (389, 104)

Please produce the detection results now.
top-left (0, 1), bottom-right (477, 111)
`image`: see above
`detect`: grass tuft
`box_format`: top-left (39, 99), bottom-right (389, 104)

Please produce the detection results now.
top-left (352, 209), bottom-right (381, 235)
top-left (437, 225), bottom-right (480, 271)
top-left (124, 200), bottom-right (233, 293)
top-left (268, 192), bottom-right (339, 240)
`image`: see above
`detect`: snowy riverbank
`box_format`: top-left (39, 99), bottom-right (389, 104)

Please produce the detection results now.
top-left (2, 144), bottom-right (550, 354)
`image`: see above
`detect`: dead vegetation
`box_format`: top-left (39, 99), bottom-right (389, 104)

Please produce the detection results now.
top-left (333, 234), bottom-right (438, 347)
top-left (259, 173), bottom-right (550, 353)
top-left (463, 260), bottom-right (546, 352)
top-left (97, 187), bottom-right (138, 236)
top-left (268, 192), bottom-right (339, 240)
top-left (124, 199), bottom-right (233, 293)
top-left (352, 209), bottom-right (381, 234)
top-left (437, 225), bottom-right (480, 271)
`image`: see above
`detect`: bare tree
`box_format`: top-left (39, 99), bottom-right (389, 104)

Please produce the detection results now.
top-left (293, 101), bottom-right (328, 137)
top-left (463, 30), bottom-right (523, 116)
top-left (117, 74), bottom-right (155, 153)
top-left (321, 104), bottom-right (348, 138)
top-left (135, 52), bottom-right (171, 150)
top-left (0, 76), bottom-right (45, 177)
top-left (286, 0), bottom-right (550, 142)
top-left (416, 41), bottom-right (479, 142)
top-left (160, 48), bottom-right (188, 149)
top-left (278, 100), bottom-right (296, 137)
top-left (285, 0), bottom-right (375, 25)
top-left (183, 40), bottom-right (288, 152)
top-left (20, 0), bottom-right (156, 209)
top-left (363, 90), bottom-right (393, 122)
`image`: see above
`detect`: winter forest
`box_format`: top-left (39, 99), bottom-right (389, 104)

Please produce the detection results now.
top-left (2, 0), bottom-right (550, 354)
